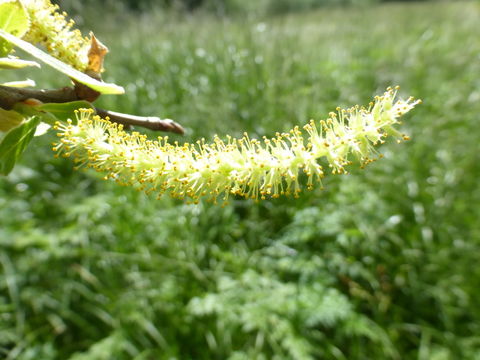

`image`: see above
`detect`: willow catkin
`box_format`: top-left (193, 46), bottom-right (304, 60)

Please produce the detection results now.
top-left (53, 87), bottom-right (420, 204)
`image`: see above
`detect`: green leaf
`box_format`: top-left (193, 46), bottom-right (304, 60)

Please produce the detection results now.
top-left (0, 106), bottom-right (25, 132)
top-left (35, 101), bottom-right (95, 123)
top-left (0, 29), bottom-right (125, 95)
top-left (0, 115), bottom-right (39, 175)
top-left (0, 0), bottom-right (30, 56)
top-left (0, 56), bottom-right (39, 69)
top-left (13, 100), bottom-right (94, 124)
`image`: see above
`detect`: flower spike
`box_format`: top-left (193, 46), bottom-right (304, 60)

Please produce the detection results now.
top-left (21, 0), bottom-right (90, 70)
top-left (53, 88), bottom-right (420, 203)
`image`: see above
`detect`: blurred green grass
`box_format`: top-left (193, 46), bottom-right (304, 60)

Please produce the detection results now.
top-left (1, 2), bottom-right (480, 359)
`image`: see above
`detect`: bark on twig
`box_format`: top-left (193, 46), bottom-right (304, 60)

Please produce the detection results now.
top-left (0, 85), bottom-right (184, 134)
top-left (95, 108), bottom-right (184, 134)
top-left (0, 85), bottom-right (78, 109)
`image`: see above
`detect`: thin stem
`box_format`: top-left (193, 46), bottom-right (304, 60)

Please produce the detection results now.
top-left (0, 85), bottom-right (77, 109)
top-left (0, 85), bottom-right (185, 134)
top-left (95, 108), bottom-right (185, 135)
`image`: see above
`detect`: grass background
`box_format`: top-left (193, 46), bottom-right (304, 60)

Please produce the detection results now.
top-left (1, 1), bottom-right (480, 359)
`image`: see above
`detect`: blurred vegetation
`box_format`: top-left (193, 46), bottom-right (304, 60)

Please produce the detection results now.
top-left (55, 0), bottom-right (435, 16)
top-left (2, 1), bottom-right (480, 359)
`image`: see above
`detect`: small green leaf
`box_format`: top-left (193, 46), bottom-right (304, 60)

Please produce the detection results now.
top-left (0, 106), bottom-right (25, 132)
top-left (13, 100), bottom-right (94, 126)
top-left (0, 56), bottom-right (39, 69)
top-left (0, 0), bottom-right (30, 56)
top-left (35, 101), bottom-right (95, 123)
top-left (0, 29), bottom-right (125, 95)
top-left (12, 102), bottom-right (58, 126)
top-left (0, 115), bottom-right (39, 175)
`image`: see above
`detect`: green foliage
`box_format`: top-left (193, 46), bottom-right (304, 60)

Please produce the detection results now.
top-left (0, 0), bottom-right (29, 55)
top-left (0, 0), bottom-right (125, 176)
top-left (0, 100), bottom-right (96, 175)
top-left (0, 115), bottom-right (39, 174)
top-left (2, 1), bottom-right (480, 359)
top-left (32, 101), bottom-right (95, 122)
top-left (0, 107), bottom-right (24, 132)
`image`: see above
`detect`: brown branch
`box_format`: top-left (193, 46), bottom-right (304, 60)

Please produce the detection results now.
top-left (0, 85), bottom-right (184, 134)
top-left (0, 85), bottom-right (78, 109)
top-left (95, 108), bottom-right (184, 135)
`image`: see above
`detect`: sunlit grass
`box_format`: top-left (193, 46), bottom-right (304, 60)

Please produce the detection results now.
top-left (1, 2), bottom-right (480, 359)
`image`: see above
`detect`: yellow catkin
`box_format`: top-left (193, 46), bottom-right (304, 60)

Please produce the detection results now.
top-left (21, 0), bottom-right (90, 70)
top-left (53, 88), bottom-right (420, 203)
